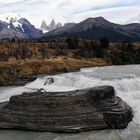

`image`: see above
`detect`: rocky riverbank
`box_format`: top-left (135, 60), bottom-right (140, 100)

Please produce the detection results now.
top-left (10, 67), bottom-right (80, 86)
top-left (0, 58), bottom-right (107, 86)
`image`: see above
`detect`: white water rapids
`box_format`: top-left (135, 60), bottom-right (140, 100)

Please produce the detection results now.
top-left (0, 65), bottom-right (140, 140)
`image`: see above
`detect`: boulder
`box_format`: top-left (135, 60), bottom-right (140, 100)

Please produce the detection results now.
top-left (44, 77), bottom-right (54, 85)
top-left (0, 86), bottom-right (133, 132)
top-left (11, 75), bottom-right (37, 86)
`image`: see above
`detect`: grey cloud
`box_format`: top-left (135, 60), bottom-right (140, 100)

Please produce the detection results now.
top-left (58, 0), bottom-right (73, 7)
top-left (0, 0), bottom-right (139, 27)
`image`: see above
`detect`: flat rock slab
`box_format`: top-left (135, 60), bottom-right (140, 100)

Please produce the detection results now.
top-left (0, 86), bottom-right (133, 132)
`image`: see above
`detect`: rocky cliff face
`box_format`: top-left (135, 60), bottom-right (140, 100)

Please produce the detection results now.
top-left (0, 86), bottom-right (133, 132)
top-left (41, 19), bottom-right (62, 33)
top-left (41, 20), bottom-right (48, 32)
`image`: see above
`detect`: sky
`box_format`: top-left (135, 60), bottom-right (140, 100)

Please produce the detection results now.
top-left (0, 0), bottom-right (139, 28)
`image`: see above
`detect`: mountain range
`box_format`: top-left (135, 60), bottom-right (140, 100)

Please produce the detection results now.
top-left (0, 14), bottom-right (140, 42)
top-left (0, 14), bottom-right (43, 39)
top-left (43, 17), bottom-right (140, 42)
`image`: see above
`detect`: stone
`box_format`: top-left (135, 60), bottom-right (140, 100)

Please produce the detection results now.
top-left (44, 78), bottom-right (54, 85)
top-left (0, 86), bottom-right (133, 132)
top-left (12, 75), bottom-right (37, 86)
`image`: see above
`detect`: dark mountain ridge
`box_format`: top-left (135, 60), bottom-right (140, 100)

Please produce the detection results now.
top-left (43, 17), bottom-right (140, 42)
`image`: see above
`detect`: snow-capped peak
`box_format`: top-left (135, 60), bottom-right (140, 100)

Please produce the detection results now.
top-left (0, 13), bottom-right (25, 32)
top-left (0, 13), bottom-right (43, 39)
top-left (0, 13), bottom-right (21, 23)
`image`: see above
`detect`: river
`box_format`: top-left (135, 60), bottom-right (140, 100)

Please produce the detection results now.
top-left (0, 65), bottom-right (140, 140)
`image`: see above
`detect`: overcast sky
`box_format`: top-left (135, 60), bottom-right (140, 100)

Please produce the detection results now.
top-left (0, 0), bottom-right (139, 28)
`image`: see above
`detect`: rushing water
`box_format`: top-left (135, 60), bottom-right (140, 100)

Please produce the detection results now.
top-left (0, 65), bottom-right (140, 140)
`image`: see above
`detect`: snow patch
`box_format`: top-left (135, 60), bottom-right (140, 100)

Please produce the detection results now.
top-left (0, 13), bottom-right (21, 23)
top-left (7, 25), bottom-right (10, 29)
top-left (42, 29), bottom-right (49, 33)
top-left (13, 21), bottom-right (24, 32)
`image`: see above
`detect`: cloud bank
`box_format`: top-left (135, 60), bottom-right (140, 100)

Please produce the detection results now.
top-left (0, 0), bottom-right (139, 27)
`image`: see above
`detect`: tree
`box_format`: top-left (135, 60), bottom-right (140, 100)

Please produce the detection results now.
top-left (0, 52), bottom-right (9, 61)
top-left (13, 44), bottom-right (20, 61)
top-left (54, 45), bottom-right (68, 56)
top-left (121, 41), bottom-right (134, 53)
top-left (135, 48), bottom-right (140, 64)
top-left (38, 45), bottom-right (48, 59)
top-left (66, 37), bottom-right (79, 50)
top-left (20, 44), bottom-right (29, 60)
top-left (91, 41), bottom-right (103, 58)
top-left (99, 37), bottom-right (109, 49)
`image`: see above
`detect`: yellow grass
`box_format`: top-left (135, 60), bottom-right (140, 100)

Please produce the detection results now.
top-left (0, 57), bottom-right (107, 85)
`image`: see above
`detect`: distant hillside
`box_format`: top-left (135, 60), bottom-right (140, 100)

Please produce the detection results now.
top-left (42, 17), bottom-right (140, 42)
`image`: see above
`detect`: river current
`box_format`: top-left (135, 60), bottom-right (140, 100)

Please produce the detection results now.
top-left (0, 65), bottom-right (140, 140)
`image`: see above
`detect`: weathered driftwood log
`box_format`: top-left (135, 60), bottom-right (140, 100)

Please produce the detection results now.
top-left (0, 86), bottom-right (133, 132)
